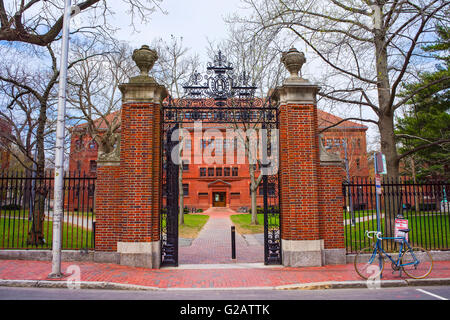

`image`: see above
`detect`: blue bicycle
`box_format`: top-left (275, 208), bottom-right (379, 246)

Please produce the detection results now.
top-left (354, 230), bottom-right (433, 279)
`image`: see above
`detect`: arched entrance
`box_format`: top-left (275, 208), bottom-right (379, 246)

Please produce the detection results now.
top-left (160, 50), bottom-right (281, 266)
top-left (93, 46), bottom-right (346, 269)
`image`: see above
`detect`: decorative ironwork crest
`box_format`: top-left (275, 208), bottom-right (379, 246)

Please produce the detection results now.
top-left (183, 50), bottom-right (257, 103)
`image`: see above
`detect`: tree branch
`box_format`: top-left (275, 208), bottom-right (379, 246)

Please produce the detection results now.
top-left (318, 117), bottom-right (378, 133)
top-left (398, 138), bottom-right (450, 161)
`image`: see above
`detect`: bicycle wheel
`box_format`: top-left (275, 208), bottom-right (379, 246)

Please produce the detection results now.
top-left (354, 246), bottom-right (384, 280)
top-left (401, 246), bottom-right (433, 279)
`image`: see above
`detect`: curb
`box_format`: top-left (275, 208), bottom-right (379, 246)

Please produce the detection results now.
top-left (275, 278), bottom-right (450, 290)
top-left (0, 278), bottom-right (449, 291)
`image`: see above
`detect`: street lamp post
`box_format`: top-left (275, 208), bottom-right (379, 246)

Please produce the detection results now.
top-left (48, 0), bottom-right (72, 279)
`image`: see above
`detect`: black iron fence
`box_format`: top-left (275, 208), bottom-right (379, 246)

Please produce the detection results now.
top-left (0, 171), bottom-right (96, 250)
top-left (343, 177), bottom-right (449, 254)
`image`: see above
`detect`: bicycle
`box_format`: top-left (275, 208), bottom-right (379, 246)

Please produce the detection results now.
top-left (354, 230), bottom-right (433, 280)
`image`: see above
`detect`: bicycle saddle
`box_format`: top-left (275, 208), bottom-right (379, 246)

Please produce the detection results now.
top-left (398, 229), bottom-right (410, 233)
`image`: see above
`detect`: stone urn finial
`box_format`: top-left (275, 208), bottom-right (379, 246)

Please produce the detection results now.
top-left (281, 47), bottom-right (306, 79)
top-left (130, 45), bottom-right (158, 83)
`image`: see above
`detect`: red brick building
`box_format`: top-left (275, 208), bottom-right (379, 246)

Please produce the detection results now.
top-left (69, 109), bottom-right (368, 211)
top-left (318, 110), bottom-right (369, 180)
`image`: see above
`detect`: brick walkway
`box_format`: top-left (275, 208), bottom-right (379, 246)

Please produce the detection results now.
top-left (0, 259), bottom-right (449, 289)
top-left (179, 208), bottom-right (264, 264)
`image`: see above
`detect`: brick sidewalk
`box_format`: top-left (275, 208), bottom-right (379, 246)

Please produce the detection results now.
top-left (0, 259), bottom-right (449, 289)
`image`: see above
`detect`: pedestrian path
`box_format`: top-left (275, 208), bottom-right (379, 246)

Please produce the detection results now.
top-left (179, 207), bottom-right (263, 264)
top-left (0, 259), bottom-right (449, 290)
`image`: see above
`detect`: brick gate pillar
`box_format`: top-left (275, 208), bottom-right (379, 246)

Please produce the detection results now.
top-left (273, 48), bottom-right (345, 267)
top-left (94, 45), bottom-right (167, 268)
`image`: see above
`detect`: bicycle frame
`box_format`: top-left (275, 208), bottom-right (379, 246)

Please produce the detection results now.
top-left (369, 235), bottom-right (420, 270)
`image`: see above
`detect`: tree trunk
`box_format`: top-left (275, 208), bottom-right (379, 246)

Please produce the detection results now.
top-left (411, 157), bottom-right (420, 213)
top-left (374, 20), bottom-right (400, 239)
top-left (27, 101), bottom-right (47, 246)
top-left (379, 112), bottom-right (400, 239)
top-left (251, 186), bottom-right (258, 225)
top-left (249, 163), bottom-right (259, 225)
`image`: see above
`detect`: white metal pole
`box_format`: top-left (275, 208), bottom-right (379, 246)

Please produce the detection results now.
top-left (49, 0), bottom-right (72, 278)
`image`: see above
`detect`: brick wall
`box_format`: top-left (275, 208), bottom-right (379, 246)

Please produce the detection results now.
top-left (95, 165), bottom-right (121, 251)
top-left (279, 103), bottom-right (320, 241)
top-left (318, 163), bottom-right (345, 249)
top-left (279, 101), bottom-right (345, 250)
top-left (120, 102), bottom-right (161, 243)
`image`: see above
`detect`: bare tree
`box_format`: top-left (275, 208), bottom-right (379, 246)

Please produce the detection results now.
top-left (0, 39), bottom-right (104, 244)
top-left (67, 40), bottom-right (135, 161)
top-left (229, 0), bottom-right (450, 180)
top-left (152, 35), bottom-right (200, 225)
top-left (0, 0), bottom-right (165, 46)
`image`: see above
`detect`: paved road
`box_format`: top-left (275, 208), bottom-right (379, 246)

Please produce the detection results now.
top-left (0, 286), bottom-right (449, 300)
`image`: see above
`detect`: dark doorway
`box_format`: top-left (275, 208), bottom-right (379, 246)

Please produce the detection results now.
top-left (213, 192), bottom-right (226, 207)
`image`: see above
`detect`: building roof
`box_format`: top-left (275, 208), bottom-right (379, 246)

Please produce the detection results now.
top-left (73, 106), bottom-right (367, 132)
top-left (73, 111), bottom-right (121, 131)
top-left (317, 109), bottom-right (368, 131)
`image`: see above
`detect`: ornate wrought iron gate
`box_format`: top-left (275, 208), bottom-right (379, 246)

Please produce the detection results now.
top-left (160, 124), bottom-right (179, 266)
top-left (160, 51), bottom-right (281, 266)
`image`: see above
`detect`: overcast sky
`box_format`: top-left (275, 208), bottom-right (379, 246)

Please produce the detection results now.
top-left (112, 0), bottom-right (243, 61)
top-left (107, 0), bottom-right (379, 149)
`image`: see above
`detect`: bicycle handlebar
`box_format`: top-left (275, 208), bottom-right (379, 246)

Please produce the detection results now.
top-left (365, 230), bottom-right (382, 240)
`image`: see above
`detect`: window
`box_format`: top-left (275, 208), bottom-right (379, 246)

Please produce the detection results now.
top-left (76, 160), bottom-right (81, 172)
top-left (200, 168), bottom-right (206, 177)
top-left (224, 139), bottom-right (233, 151)
top-left (75, 139), bottom-right (83, 151)
top-left (182, 161), bottom-right (189, 171)
top-left (334, 138), bottom-right (340, 146)
top-left (357, 138), bottom-right (361, 148)
top-left (183, 184), bottom-right (189, 196)
top-left (326, 138), bottom-right (333, 146)
top-left (184, 139), bottom-right (192, 151)
top-left (216, 167), bottom-right (222, 176)
top-left (356, 158), bottom-right (361, 170)
top-left (258, 186), bottom-right (264, 196)
top-left (208, 167), bottom-right (214, 176)
top-left (258, 183), bottom-right (276, 196)
top-left (89, 160), bottom-right (97, 173)
top-left (88, 184), bottom-right (95, 197)
top-left (268, 183), bottom-right (276, 196)
top-left (89, 140), bottom-right (97, 150)
top-left (224, 167), bottom-right (230, 176)
top-left (232, 167), bottom-right (238, 176)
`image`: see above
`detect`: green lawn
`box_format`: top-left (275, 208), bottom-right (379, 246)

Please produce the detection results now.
top-left (345, 214), bottom-right (450, 252)
top-left (179, 214), bottom-right (209, 238)
top-left (0, 217), bottom-right (93, 250)
top-left (161, 214), bottom-right (210, 238)
top-left (344, 210), bottom-right (380, 220)
top-left (230, 214), bottom-right (267, 234)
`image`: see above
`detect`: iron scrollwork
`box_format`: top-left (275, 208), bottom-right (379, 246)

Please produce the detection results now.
top-left (184, 50), bottom-right (257, 102)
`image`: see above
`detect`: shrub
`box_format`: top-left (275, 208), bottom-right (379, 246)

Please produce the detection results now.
top-left (1, 204), bottom-right (21, 210)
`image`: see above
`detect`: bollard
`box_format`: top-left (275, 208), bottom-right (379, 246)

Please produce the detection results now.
top-left (231, 226), bottom-right (236, 260)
